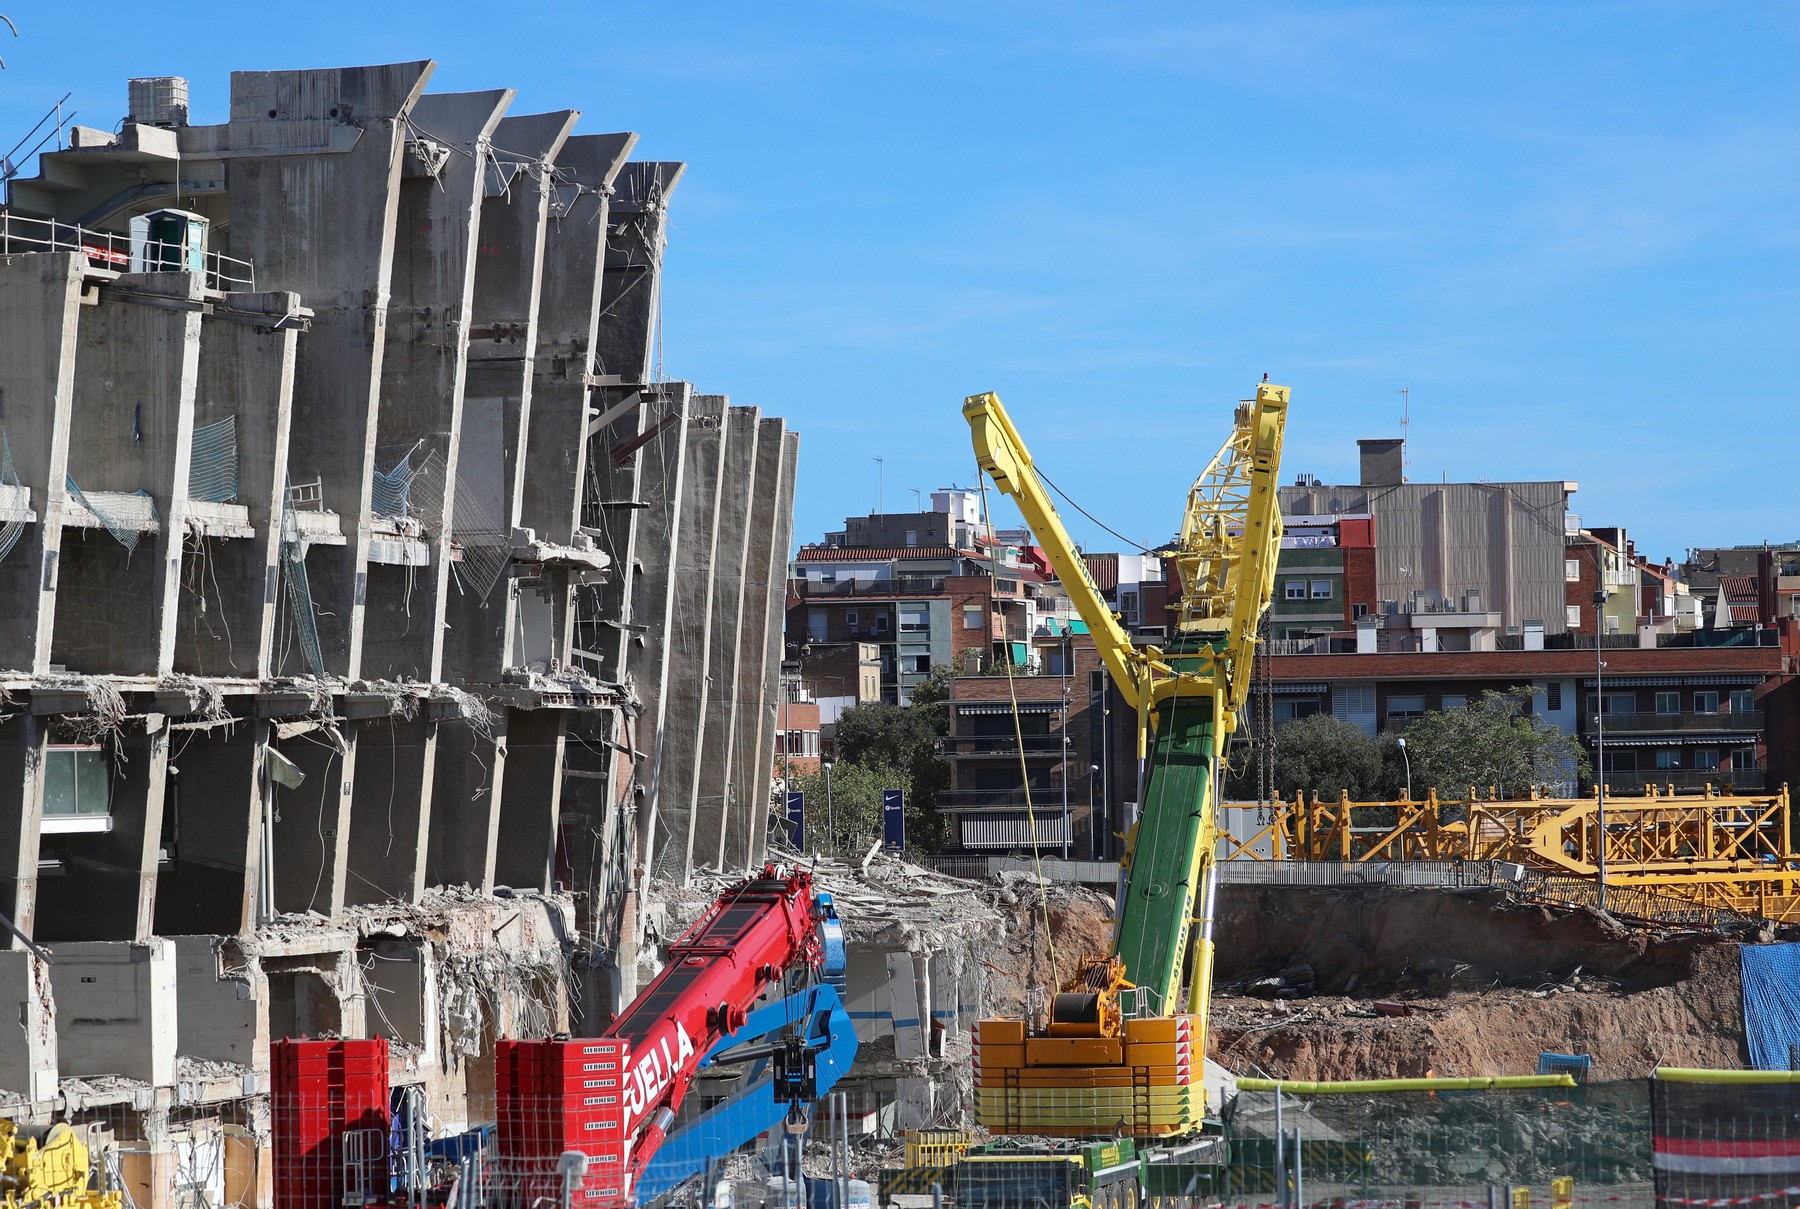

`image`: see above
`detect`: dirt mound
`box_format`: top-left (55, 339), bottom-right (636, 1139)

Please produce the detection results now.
top-left (1207, 885), bottom-right (1745, 1081)
top-left (984, 873), bottom-right (1115, 1020)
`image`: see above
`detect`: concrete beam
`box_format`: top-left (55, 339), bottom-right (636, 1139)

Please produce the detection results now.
top-left (696, 407), bottom-right (761, 870)
top-left (227, 60), bottom-right (436, 677)
top-left (364, 88), bottom-right (513, 683)
top-left (0, 253), bottom-right (80, 675)
top-left (650, 396), bottom-right (726, 882)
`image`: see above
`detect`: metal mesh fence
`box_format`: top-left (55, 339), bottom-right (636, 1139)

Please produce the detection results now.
top-left (66, 473), bottom-right (159, 555)
top-left (279, 495), bottom-right (328, 678)
top-left (0, 427), bottom-right (27, 564)
top-left (1222, 1083), bottom-right (1652, 1209)
top-left (189, 415), bottom-right (240, 504)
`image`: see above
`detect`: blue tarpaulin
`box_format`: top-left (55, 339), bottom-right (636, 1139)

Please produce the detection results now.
top-left (1740, 943), bottom-right (1800, 1069)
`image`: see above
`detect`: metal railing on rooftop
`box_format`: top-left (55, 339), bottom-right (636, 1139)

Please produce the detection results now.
top-left (2, 212), bottom-right (256, 291)
top-left (1599, 710), bottom-right (1762, 735)
top-left (792, 574), bottom-right (946, 598)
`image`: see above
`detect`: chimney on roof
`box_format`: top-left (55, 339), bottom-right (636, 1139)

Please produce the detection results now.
top-left (1357, 438), bottom-right (1405, 487)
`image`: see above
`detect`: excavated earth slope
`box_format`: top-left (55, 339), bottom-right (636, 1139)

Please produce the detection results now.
top-left (1206, 884), bottom-right (1747, 1081)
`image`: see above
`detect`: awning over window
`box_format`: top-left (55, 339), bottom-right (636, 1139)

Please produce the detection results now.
top-left (1010, 642), bottom-right (1029, 664)
top-left (957, 702), bottom-right (1058, 715)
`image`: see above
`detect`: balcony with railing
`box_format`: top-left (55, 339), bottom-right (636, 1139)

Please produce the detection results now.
top-left (938, 734), bottom-right (1068, 758)
top-left (1599, 710), bottom-right (1763, 735)
top-left (0, 212), bottom-right (256, 292)
top-left (937, 786), bottom-right (1075, 811)
top-left (792, 574), bottom-right (947, 598)
top-left (1600, 768), bottom-right (1766, 793)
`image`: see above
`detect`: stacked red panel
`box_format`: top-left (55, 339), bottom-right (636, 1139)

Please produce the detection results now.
top-left (271, 1039), bottom-right (390, 1209)
top-left (495, 1039), bottom-right (631, 1204)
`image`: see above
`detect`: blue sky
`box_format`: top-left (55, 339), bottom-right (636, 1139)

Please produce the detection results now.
top-left (4, 1), bottom-right (1794, 562)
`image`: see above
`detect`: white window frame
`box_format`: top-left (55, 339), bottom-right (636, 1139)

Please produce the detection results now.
top-left (1284, 580), bottom-right (1307, 601)
top-left (1566, 604), bottom-right (1582, 627)
top-left (1310, 580), bottom-right (1332, 599)
top-left (1693, 691), bottom-right (1720, 715)
top-left (1566, 558), bottom-right (1581, 582)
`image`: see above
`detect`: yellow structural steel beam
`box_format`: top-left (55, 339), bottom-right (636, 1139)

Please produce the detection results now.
top-left (1237, 1075), bottom-right (1576, 1093)
top-left (1226, 787), bottom-right (1800, 921)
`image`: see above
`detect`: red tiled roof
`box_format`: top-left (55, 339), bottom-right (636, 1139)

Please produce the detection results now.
top-left (1721, 574), bottom-right (1759, 599)
top-left (1085, 553), bottom-right (1120, 592)
top-left (1730, 603), bottom-right (1760, 622)
top-left (794, 545), bottom-right (959, 562)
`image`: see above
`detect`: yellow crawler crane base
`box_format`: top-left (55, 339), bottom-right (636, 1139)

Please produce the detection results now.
top-left (0, 1119), bottom-right (122, 1209)
top-left (962, 383), bottom-right (1288, 1139)
top-left (974, 1016), bottom-right (1206, 1138)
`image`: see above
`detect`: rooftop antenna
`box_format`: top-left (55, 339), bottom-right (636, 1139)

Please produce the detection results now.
top-left (873, 457), bottom-right (883, 515)
top-left (910, 487), bottom-right (922, 511)
top-left (1394, 387), bottom-right (1411, 482)
top-left (0, 13), bottom-right (16, 69)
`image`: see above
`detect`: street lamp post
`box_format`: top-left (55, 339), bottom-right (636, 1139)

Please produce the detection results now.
top-left (1594, 582), bottom-right (1610, 912)
top-left (822, 761), bottom-right (835, 857)
top-left (1396, 737), bottom-right (1412, 802)
top-left (1060, 735), bottom-right (1072, 861)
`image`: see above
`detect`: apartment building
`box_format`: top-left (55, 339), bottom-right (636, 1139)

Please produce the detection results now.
top-left (786, 489), bottom-right (1043, 702)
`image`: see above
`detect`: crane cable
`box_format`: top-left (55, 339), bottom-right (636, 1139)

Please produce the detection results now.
top-left (975, 469), bottom-right (1058, 993)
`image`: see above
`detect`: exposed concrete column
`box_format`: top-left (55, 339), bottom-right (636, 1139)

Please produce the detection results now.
top-left (227, 61), bottom-right (436, 677)
top-left (55, 273), bottom-right (202, 676)
top-left (0, 253), bottom-right (80, 674)
top-left (651, 396), bottom-right (726, 882)
top-left (748, 431), bottom-right (800, 866)
top-left (697, 407), bottom-right (761, 870)
top-left (363, 89), bottom-right (512, 683)
top-left (34, 713), bottom-right (169, 944)
top-left (0, 712), bottom-right (48, 946)
top-left (427, 713), bottom-right (508, 891)
top-left (444, 109), bottom-right (577, 685)
top-left (0, 951), bottom-right (56, 1100)
top-left (154, 716), bottom-right (268, 936)
top-left (183, 291), bottom-right (303, 678)
top-left (493, 708), bottom-right (567, 892)
top-left (345, 714), bottom-right (435, 905)
top-left (726, 419), bottom-right (791, 869)
top-left (591, 162), bottom-right (686, 383)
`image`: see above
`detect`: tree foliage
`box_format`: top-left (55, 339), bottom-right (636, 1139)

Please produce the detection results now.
top-left (1227, 713), bottom-right (1386, 801)
top-left (791, 761), bottom-right (902, 858)
top-left (1392, 687), bottom-right (1588, 798)
top-left (1227, 687), bottom-right (1589, 802)
top-left (812, 664), bottom-right (953, 854)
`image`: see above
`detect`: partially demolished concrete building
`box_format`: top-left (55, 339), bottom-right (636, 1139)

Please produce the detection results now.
top-left (0, 60), bottom-right (802, 1203)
